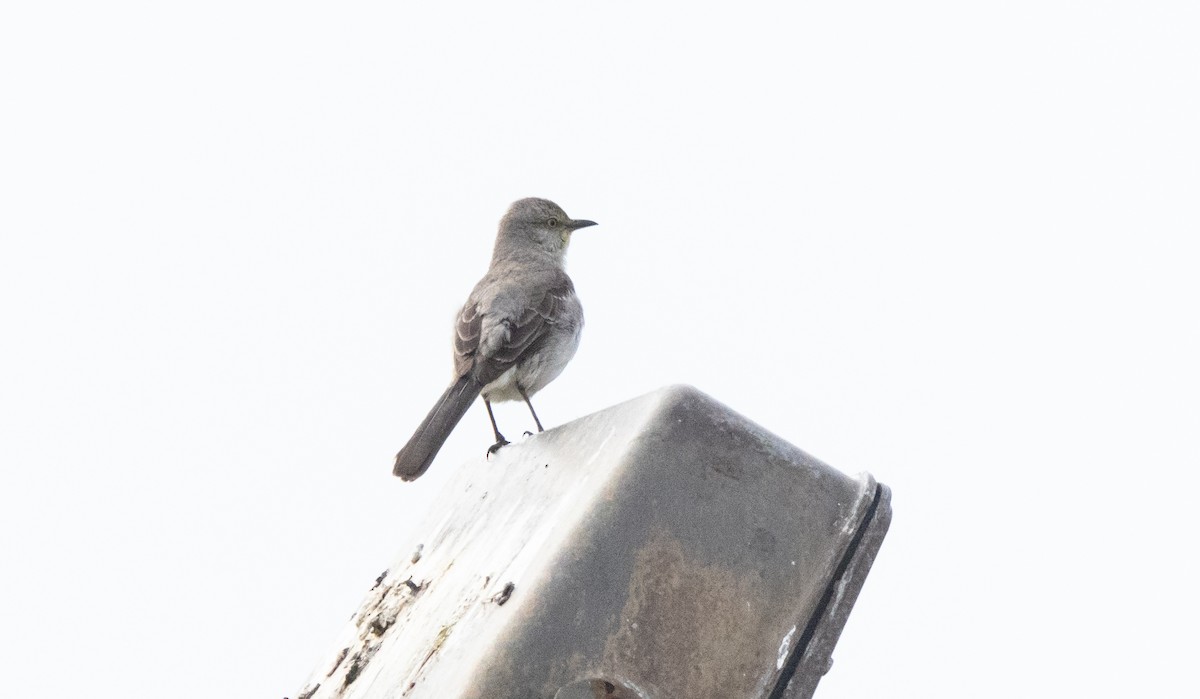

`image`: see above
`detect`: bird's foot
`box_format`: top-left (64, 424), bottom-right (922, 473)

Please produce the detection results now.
top-left (523, 430), bottom-right (534, 438)
top-left (486, 437), bottom-right (510, 458)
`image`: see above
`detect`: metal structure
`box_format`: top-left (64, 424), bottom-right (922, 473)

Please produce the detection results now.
top-left (296, 385), bottom-right (891, 699)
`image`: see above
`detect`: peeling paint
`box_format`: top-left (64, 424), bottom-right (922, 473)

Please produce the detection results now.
top-left (776, 625), bottom-right (797, 670)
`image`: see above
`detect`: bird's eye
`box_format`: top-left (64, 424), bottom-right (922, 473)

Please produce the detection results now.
top-left (547, 217), bottom-right (559, 227)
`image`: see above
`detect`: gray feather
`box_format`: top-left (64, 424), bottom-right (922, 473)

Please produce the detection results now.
top-left (393, 375), bottom-right (482, 481)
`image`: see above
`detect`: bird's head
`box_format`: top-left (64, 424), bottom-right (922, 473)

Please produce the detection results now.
top-left (497, 198), bottom-right (597, 260)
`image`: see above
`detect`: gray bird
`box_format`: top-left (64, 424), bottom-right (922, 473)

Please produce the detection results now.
top-left (393, 198), bottom-right (597, 481)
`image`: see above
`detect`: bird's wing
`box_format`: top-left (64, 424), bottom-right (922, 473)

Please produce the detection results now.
top-left (453, 274), bottom-right (575, 386)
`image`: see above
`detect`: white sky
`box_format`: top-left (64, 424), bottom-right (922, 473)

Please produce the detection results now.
top-left (2, 2), bottom-right (1198, 697)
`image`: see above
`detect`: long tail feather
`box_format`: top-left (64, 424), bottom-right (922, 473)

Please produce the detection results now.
top-left (393, 375), bottom-right (482, 481)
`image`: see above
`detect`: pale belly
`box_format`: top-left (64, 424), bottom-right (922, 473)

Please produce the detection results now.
top-left (481, 322), bottom-right (582, 402)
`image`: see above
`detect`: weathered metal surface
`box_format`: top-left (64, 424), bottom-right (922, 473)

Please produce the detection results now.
top-left (296, 385), bottom-right (890, 699)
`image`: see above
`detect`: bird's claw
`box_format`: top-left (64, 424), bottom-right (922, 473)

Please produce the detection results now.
top-left (487, 438), bottom-right (510, 458)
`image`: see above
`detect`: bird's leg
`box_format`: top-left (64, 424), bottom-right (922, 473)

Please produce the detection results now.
top-left (517, 384), bottom-right (545, 433)
top-left (485, 398), bottom-right (509, 456)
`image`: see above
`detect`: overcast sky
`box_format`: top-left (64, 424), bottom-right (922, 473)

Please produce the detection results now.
top-left (2, 2), bottom-right (1198, 697)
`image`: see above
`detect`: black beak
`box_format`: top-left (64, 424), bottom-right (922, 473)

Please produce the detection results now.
top-left (568, 219), bottom-right (598, 230)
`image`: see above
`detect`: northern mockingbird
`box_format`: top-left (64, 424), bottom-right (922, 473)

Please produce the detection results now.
top-left (393, 198), bottom-right (597, 481)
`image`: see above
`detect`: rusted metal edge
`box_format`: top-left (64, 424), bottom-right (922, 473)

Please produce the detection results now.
top-left (770, 480), bottom-right (893, 699)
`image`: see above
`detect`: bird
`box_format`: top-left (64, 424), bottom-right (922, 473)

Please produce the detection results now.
top-left (393, 198), bottom-right (597, 481)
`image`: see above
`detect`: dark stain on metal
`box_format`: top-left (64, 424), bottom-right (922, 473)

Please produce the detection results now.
top-left (600, 527), bottom-right (763, 697)
top-left (326, 647), bottom-right (348, 677)
top-left (369, 614), bottom-right (394, 636)
top-left (342, 652), bottom-right (365, 687)
top-left (492, 582), bottom-right (516, 606)
top-left (553, 678), bottom-right (639, 699)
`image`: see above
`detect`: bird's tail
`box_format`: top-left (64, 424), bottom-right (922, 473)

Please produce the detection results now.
top-left (393, 375), bottom-right (482, 481)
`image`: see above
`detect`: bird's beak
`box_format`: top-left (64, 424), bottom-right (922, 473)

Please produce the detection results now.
top-left (568, 219), bottom-right (598, 230)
